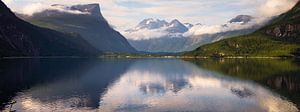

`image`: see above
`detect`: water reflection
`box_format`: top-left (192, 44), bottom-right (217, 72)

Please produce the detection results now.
top-left (1, 59), bottom-right (299, 112)
top-left (0, 59), bottom-right (133, 111)
top-left (99, 59), bottom-right (298, 112)
top-left (190, 59), bottom-right (300, 109)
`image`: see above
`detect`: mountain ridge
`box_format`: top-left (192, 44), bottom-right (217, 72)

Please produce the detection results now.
top-left (19, 3), bottom-right (137, 53)
top-left (0, 1), bottom-right (100, 57)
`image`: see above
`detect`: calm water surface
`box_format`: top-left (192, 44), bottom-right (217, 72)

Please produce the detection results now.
top-left (0, 58), bottom-right (299, 112)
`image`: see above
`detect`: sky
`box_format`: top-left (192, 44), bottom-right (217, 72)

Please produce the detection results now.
top-left (2, 0), bottom-right (299, 30)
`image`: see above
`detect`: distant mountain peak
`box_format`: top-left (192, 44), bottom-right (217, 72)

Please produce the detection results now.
top-left (127, 18), bottom-right (189, 33)
top-left (166, 19), bottom-right (188, 33)
top-left (229, 15), bottom-right (254, 24)
top-left (136, 18), bottom-right (168, 30)
top-left (70, 3), bottom-right (101, 16)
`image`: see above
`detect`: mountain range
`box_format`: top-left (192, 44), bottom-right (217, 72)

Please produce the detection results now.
top-left (186, 1), bottom-right (300, 57)
top-left (125, 15), bottom-right (260, 53)
top-left (0, 1), bottom-right (100, 57)
top-left (2, 1), bottom-right (298, 57)
top-left (18, 4), bottom-right (137, 53)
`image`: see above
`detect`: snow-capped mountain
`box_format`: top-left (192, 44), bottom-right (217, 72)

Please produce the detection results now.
top-left (124, 15), bottom-right (259, 53)
top-left (126, 18), bottom-right (189, 33)
top-left (124, 18), bottom-right (191, 52)
top-left (166, 19), bottom-right (189, 33)
top-left (135, 18), bottom-right (168, 30)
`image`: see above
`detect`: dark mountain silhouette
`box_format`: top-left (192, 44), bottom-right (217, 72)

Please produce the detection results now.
top-left (0, 1), bottom-right (100, 57)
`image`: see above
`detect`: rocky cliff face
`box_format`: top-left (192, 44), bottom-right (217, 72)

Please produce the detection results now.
top-left (20, 4), bottom-right (137, 53)
top-left (266, 24), bottom-right (300, 37)
top-left (265, 1), bottom-right (300, 38)
top-left (0, 1), bottom-right (100, 57)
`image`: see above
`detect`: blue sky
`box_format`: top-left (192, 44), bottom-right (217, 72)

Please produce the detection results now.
top-left (3, 0), bottom-right (298, 30)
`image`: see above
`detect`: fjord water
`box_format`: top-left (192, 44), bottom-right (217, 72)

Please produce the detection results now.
top-left (1, 59), bottom-right (299, 112)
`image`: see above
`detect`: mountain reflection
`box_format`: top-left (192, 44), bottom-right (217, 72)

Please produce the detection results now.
top-left (190, 58), bottom-right (300, 109)
top-left (1, 59), bottom-right (133, 111)
top-left (98, 59), bottom-right (298, 112)
top-left (2, 59), bottom-right (299, 112)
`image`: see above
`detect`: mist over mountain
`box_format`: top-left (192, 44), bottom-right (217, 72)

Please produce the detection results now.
top-left (186, 1), bottom-right (300, 57)
top-left (0, 1), bottom-right (100, 57)
top-left (124, 15), bottom-right (260, 53)
top-left (229, 15), bottom-right (254, 24)
top-left (18, 3), bottom-right (137, 53)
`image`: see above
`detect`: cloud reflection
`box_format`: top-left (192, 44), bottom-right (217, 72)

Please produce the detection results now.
top-left (4, 59), bottom-right (298, 112)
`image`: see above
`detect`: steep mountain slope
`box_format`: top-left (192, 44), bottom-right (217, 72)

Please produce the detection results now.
top-left (0, 1), bottom-right (100, 57)
top-left (19, 4), bottom-right (136, 53)
top-left (186, 1), bottom-right (300, 57)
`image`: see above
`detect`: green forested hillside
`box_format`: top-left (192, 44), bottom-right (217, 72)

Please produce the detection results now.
top-left (186, 1), bottom-right (300, 57)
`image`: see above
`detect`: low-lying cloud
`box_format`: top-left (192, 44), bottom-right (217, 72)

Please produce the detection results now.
top-left (21, 3), bottom-right (90, 16)
top-left (122, 28), bottom-right (169, 40)
top-left (258, 0), bottom-right (298, 17)
top-left (184, 21), bottom-right (259, 36)
top-left (184, 0), bottom-right (299, 37)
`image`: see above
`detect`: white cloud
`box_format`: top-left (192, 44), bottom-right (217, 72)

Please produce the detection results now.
top-left (183, 21), bottom-right (256, 37)
top-left (21, 3), bottom-right (47, 15)
top-left (20, 3), bottom-right (91, 16)
top-left (258, 0), bottom-right (298, 17)
top-left (122, 27), bottom-right (169, 40)
top-left (3, 0), bottom-right (13, 4)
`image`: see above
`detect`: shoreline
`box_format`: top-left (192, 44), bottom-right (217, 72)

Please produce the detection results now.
top-left (0, 56), bottom-right (87, 59)
top-left (0, 55), bottom-right (297, 59)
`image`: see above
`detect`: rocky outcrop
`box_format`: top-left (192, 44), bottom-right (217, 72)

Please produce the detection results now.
top-left (266, 24), bottom-right (300, 38)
